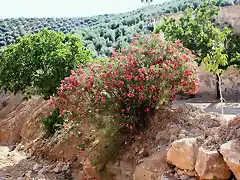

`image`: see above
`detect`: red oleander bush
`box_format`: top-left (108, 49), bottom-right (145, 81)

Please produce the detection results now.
top-left (51, 34), bottom-right (199, 130)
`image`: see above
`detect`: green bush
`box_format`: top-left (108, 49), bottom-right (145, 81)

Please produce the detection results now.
top-left (0, 29), bottom-right (92, 99)
top-left (42, 108), bottom-right (65, 135)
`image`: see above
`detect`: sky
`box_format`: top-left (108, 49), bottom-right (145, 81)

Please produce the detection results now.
top-left (1, 0), bottom-right (146, 18)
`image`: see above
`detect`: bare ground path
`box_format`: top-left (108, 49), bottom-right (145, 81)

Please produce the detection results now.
top-left (0, 146), bottom-right (73, 180)
top-left (172, 93), bottom-right (240, 122)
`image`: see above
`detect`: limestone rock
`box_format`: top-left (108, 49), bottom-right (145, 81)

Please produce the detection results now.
top-left (17, 178), bottom-right (25, 180)
top-left (179, 175), bottom-right (189, 180)
top-left (176, 169), bottom-right (184, 176)
top-left (38, 167), bottom-right (47, 175)
top-left (183, 169), bottom-right (197, 177)
top-left (139, 148), bottom-right (145, 155)
top-left (158, 175), bottom-right (178, 180)
top-left (24, 171), bottom-right (32, 178)
top-left (133, 149), bottom-right (169, 180)
top-left (220, 140), bottom-right (240, 180)
top-left (53, 162), bottom-right (63, 173)
top-left (32, 163), bottom-right (42, 171)
top-left (167, 138), bottom-right (198, 170)
top-left (62, 163), bottom-right (70, 172)
top-left (35, 173), bottom-right (46, 180)
top-left (195, 147), bottom-right (231, 179)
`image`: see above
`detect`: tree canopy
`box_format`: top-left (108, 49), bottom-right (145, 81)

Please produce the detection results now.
top-left (155, 0), bottom-right (240, 98)
top-left (0, 29), bottom-right (92, 99)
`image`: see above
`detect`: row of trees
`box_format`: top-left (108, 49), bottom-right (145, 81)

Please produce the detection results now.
top-left (0, 0), bottom-right (239, 51)
top-left (69, 0), bottom-right (240, 58)
top-left (0, 17), bottom-right (96, 47)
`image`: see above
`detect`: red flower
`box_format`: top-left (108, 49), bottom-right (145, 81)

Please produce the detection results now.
top-left (175, 40), bottom-right (181, 44)
top-left (101, 97), bottom-right (106, 104)
top-left (171, 95), bottom-right (176, 100)
top-left (68, 116), bottom-right (72, 121)
top-left (184, 70), bottom-right (192, 77)
top-left (79, 148), bottom-right (83, 153)
top-left (117, 80), bottom-right (124, 87)
top-left (183, 54), bottom-right (190, 61)
top-left (64, 124), bottom-right (68, 130)
top-left (150, 85), bottom-right (156, 91)
top-left (144, 108), bottom-right (150, 113)
top-left (49, 99), bottom-right (53, 104)
top-left (127, 93), bottom-right (134, 97)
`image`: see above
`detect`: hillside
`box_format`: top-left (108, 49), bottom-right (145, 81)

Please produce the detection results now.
top-left (1, 1), bottom-right (240, 179)
top-left (0, 0), bottom-right (240, 57)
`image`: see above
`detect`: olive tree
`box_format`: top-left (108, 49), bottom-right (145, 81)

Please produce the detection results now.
top-left (0, 29), bottom-right (92, 99)
top-left (155, 0), bottom-right (233, 99)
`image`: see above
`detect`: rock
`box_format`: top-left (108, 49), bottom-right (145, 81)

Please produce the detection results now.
top-left (195, 147), bottom-right (231, 179)
top-left (92, 139), bottom-right (100, 147)
top-left (184, 170), bottom-right (197, 177)
top-left (35, 173), bottom-right (46, 180)
top-left (8, 145), bottom-right (16, 151)
top-left (38, 166), bottom-right (47, 175)
top-left (174, 173), bottom-right (179, 178)
top-left (178, 134), bottom-right (186, 138)
top-left (15, 144), bottom-right (24, 151)
top-left (180, 175), bottom-right (189, 180)
top-left (135, 146), bottom-right (139, 153)
top-left (166, 169), bottom-right (175, 174)
top-left (17, 177), bottom-right (25, 180)
top-left (25, 171), bottom-right (32, 178)
top-left (168, 124), bottom-right (181, 136)
top-left (62, 163), bottom-right (70, 171)
top-left (53, 162), bottom-right (62, 173)
top-left (139, 148), bottom-right (145, 155)
top-left (176, 169), bottom-right (184, 176)
top-left (33, 163), bottom-right (41, 171)
top-left (159, 175), bottom-right (178, 180)
top-left (167, 138), bottom-right (198, 170)
top-left (169, 135), bottom-right (177, 142)
top-left (155, 131), bottom-right (169, 142)
top-left (220, 140), bottom-right (240, 180)
top-left (188, 178), bottom-right (197, 180)
top-left (133, 149), bottom-right (169, 180)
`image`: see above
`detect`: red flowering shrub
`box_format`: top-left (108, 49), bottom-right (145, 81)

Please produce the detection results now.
top-left (51, 34), bottom-right (199, 130)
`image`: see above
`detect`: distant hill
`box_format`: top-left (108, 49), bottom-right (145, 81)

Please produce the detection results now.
top-left (0, 0), bottom-right (240, 57)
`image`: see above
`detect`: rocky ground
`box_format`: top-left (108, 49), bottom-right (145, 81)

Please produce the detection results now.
top-left (0, 146), bottom-right (73, 180)
top-left (0, 92), bottom-right (240, 180)
top-left (105, 104), bottom-right (240, 180)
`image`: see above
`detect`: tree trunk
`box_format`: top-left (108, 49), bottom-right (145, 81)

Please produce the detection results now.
top-left (216, 74), bottom-right (220, 99)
